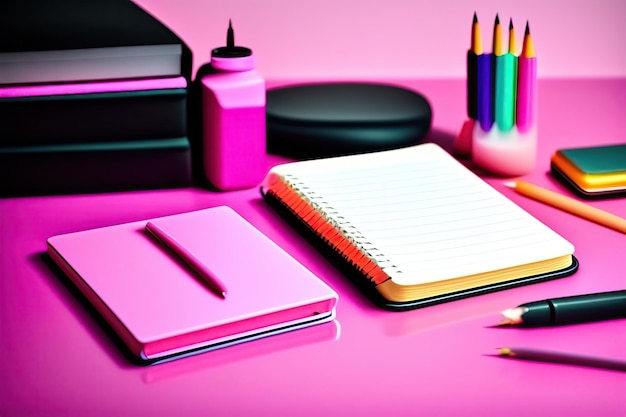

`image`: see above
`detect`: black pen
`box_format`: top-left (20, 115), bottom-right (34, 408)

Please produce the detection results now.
top-left (498, 290), bottom-right (626, 327)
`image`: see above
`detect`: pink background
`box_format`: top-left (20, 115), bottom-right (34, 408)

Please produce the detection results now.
top-left (135, 0), bottom-right (626, 80)
top-left (2, 78), bottom-right (625, 417)
top-left (2, 2), bottom-right (626, 416)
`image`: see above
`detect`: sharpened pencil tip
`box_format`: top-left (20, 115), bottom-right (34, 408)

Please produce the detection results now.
top-left (495, 14), bottom-right (500, 25)
top-left (525, 21), bottom-right (530, 35)
top-left (499, 307), bottom-right (526, 325)
top-left (498, 347), bottom-right (513, 356)
top-left (473, 12), bottom-right (478, 23)
top-left (496, 318), bottom-right (515, 326)
top-left (509, 18), bottom-right (514, 30)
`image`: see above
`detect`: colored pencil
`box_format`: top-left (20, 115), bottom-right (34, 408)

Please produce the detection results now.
top-left (466, 12), bottom-right (481, 120)
top-left (504, 180), bottom-right (626, 234)
top-left (516, 22), bottom-right (537, 133)
top-left (494, 18), bottom-right (517, 132)
top-left (497, 347), bottom-right (626, 372)
top-left (476, 16), bottom-right (494, 131)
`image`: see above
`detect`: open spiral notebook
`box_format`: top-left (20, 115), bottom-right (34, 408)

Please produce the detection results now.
top-left (261, 143), bottom-right (578, 310)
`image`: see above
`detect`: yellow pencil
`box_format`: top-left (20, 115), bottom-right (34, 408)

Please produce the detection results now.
top-left (472, 12), bottom-right (483, 55)
top-left (492, 14), bottom-right (503, 56)
top-left (521, 22), bottom-right (536, 58)
top-left (504, 180), bottom-right (626, 234)
top-left (508, 18), bottom-right (516, 55)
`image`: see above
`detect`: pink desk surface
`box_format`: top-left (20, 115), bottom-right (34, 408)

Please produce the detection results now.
top-left (1, 79), bottom-right (625, 417)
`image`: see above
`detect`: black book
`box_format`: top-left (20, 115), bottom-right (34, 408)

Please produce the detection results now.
top-left (0, 0), bottom-right (191, 85)
top-left (0, 137), bottom-right (192, 196)
top-left (0, 87), bottom-right (188, 145)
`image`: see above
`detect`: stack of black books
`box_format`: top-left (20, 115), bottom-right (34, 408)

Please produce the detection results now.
top-left (0, 0), bottom-right (193, 195)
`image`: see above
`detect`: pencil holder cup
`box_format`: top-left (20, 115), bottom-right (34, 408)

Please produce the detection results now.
top-left (455, 119), bottom-right (536, 177)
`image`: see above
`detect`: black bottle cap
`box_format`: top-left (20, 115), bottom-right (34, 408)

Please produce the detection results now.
top-left (212, 20), bottom-right (252, 58)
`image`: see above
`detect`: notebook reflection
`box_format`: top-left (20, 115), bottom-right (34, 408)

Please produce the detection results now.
top-left (141, 320), bottom-right (340, 384)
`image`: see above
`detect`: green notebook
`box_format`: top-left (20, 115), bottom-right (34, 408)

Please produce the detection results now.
top-left (551, 144), bottom-right (626, 198)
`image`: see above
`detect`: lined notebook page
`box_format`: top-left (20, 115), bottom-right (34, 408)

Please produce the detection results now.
top-left (270, 144), bottom-right (574, 286)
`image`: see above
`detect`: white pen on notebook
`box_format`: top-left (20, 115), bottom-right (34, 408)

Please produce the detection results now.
top-left (145, 221), bottom-right (227, 298)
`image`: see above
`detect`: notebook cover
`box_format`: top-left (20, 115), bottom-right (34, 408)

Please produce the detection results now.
top-left (0, 0), bottom-right (192, 84)
top-left (262, 189), bottom-right (579, 311)
top-left (47, 206), bottom-right (338, 363)
top-left (551, 145), bottom-right (626, 199)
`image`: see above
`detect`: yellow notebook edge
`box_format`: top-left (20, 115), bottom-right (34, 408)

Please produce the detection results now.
top-left (552, 151), bottom-right (626, 191)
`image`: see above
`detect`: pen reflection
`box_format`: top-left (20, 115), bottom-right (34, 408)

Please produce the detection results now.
top-left (141, 320), bottom-right (340, 384)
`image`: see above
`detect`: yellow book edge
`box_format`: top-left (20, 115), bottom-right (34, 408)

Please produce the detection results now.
top-left (376, 254), bottom-right (573, 302)
top-left (552, 151), bottom-right (626, 191)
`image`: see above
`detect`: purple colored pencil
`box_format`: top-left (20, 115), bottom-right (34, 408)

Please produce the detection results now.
top-left (476, 53), bottom-right (493, 131)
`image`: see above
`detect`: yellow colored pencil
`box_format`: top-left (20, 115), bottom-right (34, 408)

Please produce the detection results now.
top-left (508, 18), bottom-right (516, 55)
top-left (472, 12), bottom-right (483, 55)
top-left (504, 180), bottom-right (626, 234)
top-left (492, 14), bottom-right (503, 56)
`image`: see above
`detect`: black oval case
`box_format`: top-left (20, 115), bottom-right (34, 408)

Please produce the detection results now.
top-left (266, 83), bottom-right (432, 158)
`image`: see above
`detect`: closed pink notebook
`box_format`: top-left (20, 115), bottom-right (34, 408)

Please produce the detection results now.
top-left (47, 206), bottom-right (338, 364)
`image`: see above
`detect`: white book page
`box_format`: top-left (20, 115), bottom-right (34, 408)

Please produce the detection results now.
top-left (271, 144), bottom-right (575, 286)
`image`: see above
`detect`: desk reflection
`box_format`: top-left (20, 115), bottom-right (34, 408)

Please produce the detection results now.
top-left (141, 320), bottom-right (340, 383)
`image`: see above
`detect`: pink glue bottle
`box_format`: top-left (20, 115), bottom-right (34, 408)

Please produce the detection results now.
top-left (201, 20), bottom-right (266, 190)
